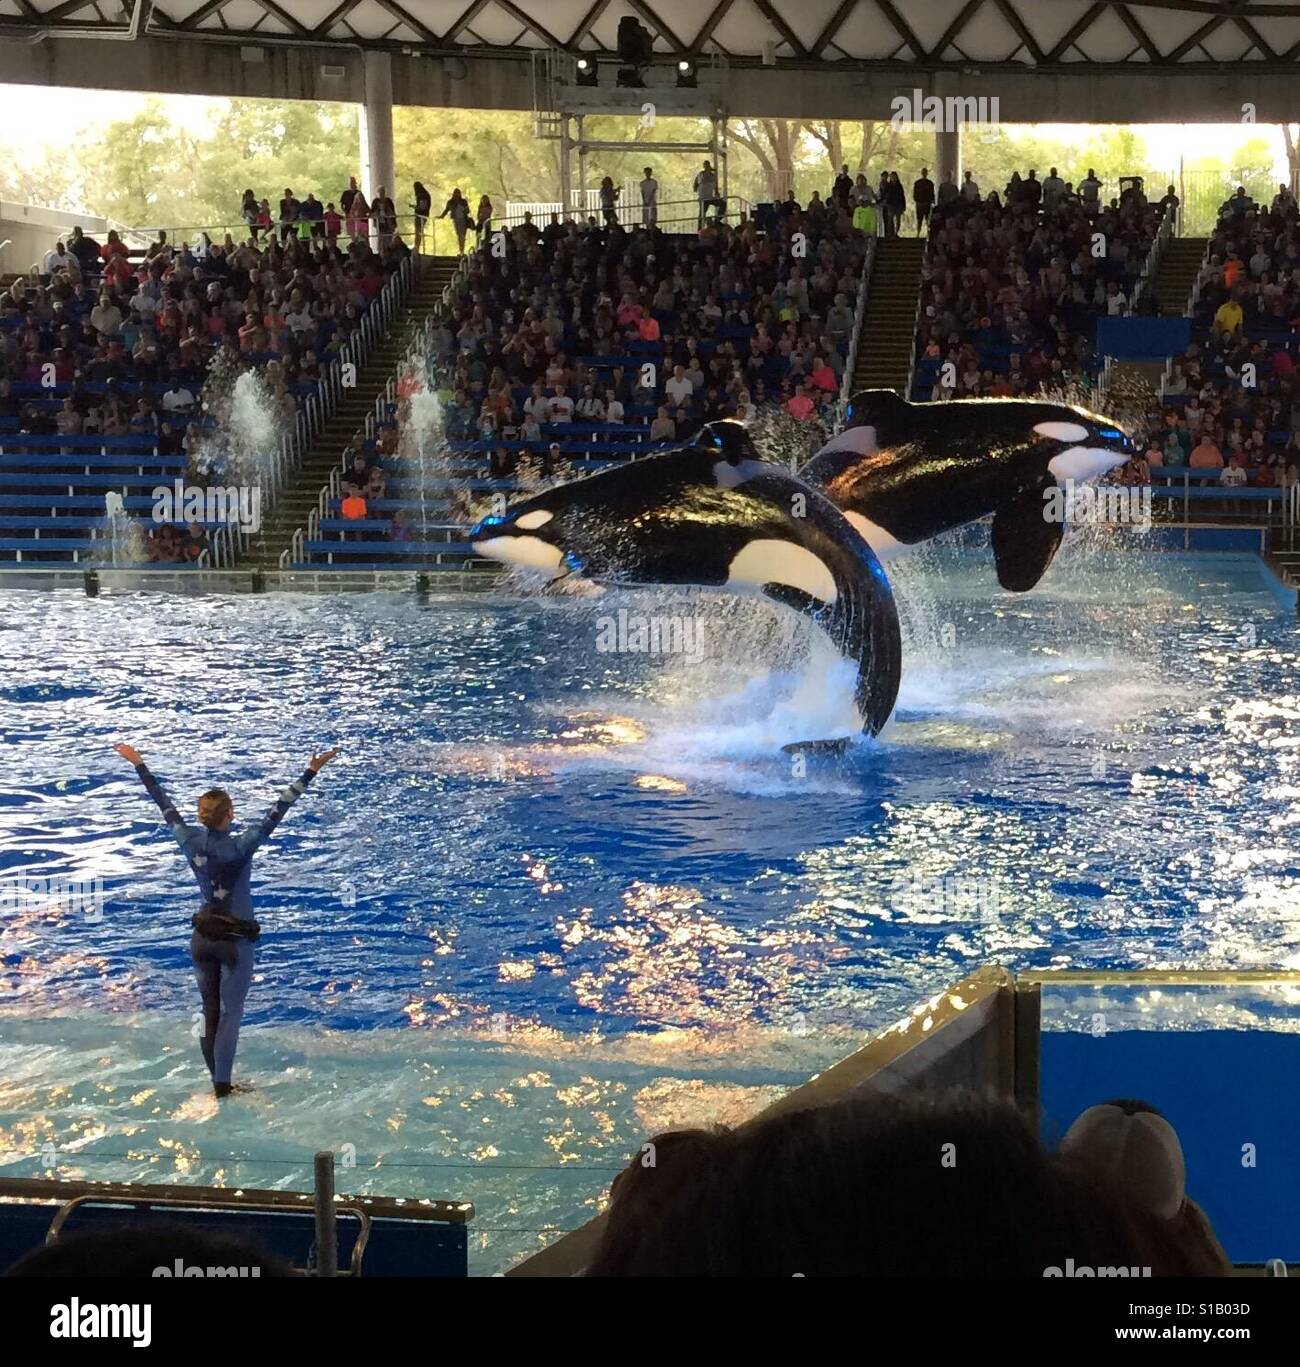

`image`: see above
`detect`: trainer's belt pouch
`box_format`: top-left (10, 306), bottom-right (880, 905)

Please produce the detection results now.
top-left (192, 908), bottom-right (261, 943)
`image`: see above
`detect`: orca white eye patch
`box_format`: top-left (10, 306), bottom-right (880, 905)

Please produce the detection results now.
top-left (1034, 421), bottom-right (1090, 444)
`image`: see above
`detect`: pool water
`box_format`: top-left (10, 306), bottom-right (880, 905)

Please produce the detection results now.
top-left (1, 540), bottom-right (1298, 1272)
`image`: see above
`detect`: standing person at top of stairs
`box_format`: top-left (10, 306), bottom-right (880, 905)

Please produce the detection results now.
top-left (439, 190), bottom-right (472, 255)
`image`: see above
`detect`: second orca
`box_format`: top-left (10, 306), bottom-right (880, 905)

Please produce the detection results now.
top-left (801, 390), bottom-right (1139, 591)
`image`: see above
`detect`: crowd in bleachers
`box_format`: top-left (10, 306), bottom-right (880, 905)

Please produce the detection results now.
top-left (304, 189), bottom-right (872, 567)
top-left (1144, 182), bottom-right (1300, 495)
top-left (436, 201), bottom-right (865, 444)
top-left (1, 195), bottom-right (411, 565)
top-left (913, 170), bottom-right (1174, 402)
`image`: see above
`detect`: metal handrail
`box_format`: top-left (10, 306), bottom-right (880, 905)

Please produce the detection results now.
top-left (1132, 203), bottom-right (1177, 314)
top-left (45, 1191), bottom-right (373, 1277)
top-left (837, 232), bottom-right (876, 425)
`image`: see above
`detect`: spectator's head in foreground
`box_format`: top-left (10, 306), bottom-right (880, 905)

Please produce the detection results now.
top-left (4, 1220), bottom-right (297, 1277)
top-left (586, 1091), bottom-right (1230, 1277)
top-left (1059, 1098), bottom-right (1229, 1270)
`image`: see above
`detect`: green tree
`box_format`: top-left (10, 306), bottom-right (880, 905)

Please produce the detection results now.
top-left (78, 102), bottom-right (205, 229)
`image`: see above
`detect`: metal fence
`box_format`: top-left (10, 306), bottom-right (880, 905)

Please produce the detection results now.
top-left (502, 194), bottom-right (751, 232)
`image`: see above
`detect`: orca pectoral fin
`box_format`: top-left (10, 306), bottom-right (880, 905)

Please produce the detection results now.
top-left (991, 482), bottom-right (1064, 592)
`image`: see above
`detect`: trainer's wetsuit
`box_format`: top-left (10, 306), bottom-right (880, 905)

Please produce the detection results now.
top-left (132, 761), bottom-right (316, 1086)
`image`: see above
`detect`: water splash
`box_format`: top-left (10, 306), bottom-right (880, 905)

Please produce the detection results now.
top-left (190, 350), bottom-right (287, 513)
top-left (99, 490), bottom-right (147, 566)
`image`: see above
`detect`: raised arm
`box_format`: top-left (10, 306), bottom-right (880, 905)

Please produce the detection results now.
top-left (234, 748), bottom-right (338, 859)
top-left (114, 743), bottom-right (198, 849)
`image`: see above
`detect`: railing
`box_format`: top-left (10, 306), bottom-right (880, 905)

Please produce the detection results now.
top-left (1148, 468), bottom-right (1296, 529)
top-left (212, 252), bottom-right (418, 568)
top-left (501, 195), bottom-right (753, 233)
top-left (31, 212), bottom-right (462, 267)
top-left (904, 245), bottom-right (925, 402)
top-left (1132, 202), bottom-right (1178, 313)
top-left (837, 232), bottom-right (876, 426)
top-left (279, 253), bottom-right (471, 570)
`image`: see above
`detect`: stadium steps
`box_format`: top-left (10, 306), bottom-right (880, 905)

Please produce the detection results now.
top-left (240, 255), bottom-right (459, 568)
top-left (1266, 543), bottom-right (1300, 588)
top-left (1153, 236), bottom-right (1208, 316)
top-left (852, 236), bottom-right (926, 395)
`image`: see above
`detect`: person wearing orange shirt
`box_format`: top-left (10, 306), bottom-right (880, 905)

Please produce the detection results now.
top-left (637, 307), bottom-right (661, 342)
top-left (1189, 435), bottom-right (1224, 470)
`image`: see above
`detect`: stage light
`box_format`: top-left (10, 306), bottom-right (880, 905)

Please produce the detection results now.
top-left (575, 56), bottom-right (598, 87)
top-left (676, 58), bottom-right (697, 88)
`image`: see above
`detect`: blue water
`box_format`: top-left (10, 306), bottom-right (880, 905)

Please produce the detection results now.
top-left (1, 541), bottom-right (1298, 1270)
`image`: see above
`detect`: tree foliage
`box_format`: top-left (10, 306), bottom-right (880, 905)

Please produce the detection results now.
top-left (0, 94), bottom-right (1290, 239)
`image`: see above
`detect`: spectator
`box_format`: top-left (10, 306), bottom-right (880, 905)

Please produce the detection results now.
top-left (371, 186), bottom-right (397, 249)
top-left (638, 166), bottom-right (659, 228)
top-left (883, 171), bottom-right (906, 237)
top-left (160, 379), bottom-right (197, 415)
top-left (1213, 294), bottom-right (1243, 339)
top-left (277, 188), bottom-right (299, 242)
top-left (575, 384), bottom-right (605, 421)
top-left (439, 188), bottom-right (472, 255)
top-left (412, 182), bottom-right (432, 253)
top-left (599, 176), bottom-right (619, 227)
top-left (833, 163), bottom-right (854, 209)
top-left (784, 382), bottom-right (815, 420)
top-left (1078, 167), bottom-right (1102, 215)
top-left (665, 364), bottom-right (693, 408)
top-left (68, 225), bottom-right (100, 272)
top-left (1221, 453), bottom-right (1248, 486)
top-left (694, 160), bottom-right (723, 225)
top-left (42, 240), bottom-right (75, 276)
top-left (912, 166), bottom-right (935, 233)
top-left (649, 405), bottom-right (675, 441)
top-left (475, 195), bottom-right (493, 245)
top-left (299, 192), bottom-right (325, 238)
top-left (586, 1092), bottom-right (1229, 1277)
top-left (1058, 1100), bottom-right (1229, 1273)
top-left (346, 186), bottom-right (370, 241)
top-left (1189, 434), bottom-right (1224, 469)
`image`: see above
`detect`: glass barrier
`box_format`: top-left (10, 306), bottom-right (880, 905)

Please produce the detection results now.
top-left (1023, 970), bottom-right (1300, 1266)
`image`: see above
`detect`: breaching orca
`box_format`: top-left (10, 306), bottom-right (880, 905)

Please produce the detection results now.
top-left (801, 390), bottom-right (1138, 591)
top-left (469, 420), bottom-right (902, 741)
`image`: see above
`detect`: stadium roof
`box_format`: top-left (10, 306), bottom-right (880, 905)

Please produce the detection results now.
top-left (11, 0), bottom-right (1300, 70)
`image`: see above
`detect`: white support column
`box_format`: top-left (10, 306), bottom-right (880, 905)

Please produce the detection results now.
top-left (359, 51), bottom-right (396, 213)
top-left (936, 127), bottom-right (961, 188)
top-left (559, 115), bottom-right (573, 217)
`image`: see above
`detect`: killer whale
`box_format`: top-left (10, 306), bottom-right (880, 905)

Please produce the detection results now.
top-left (469, 420), bottom-right (901, 741)
top-left (801, 390), bottom-right (1138, 591)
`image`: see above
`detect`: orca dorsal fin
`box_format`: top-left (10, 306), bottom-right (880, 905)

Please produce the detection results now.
top-left (991, 480), bottom-right (1064, 592)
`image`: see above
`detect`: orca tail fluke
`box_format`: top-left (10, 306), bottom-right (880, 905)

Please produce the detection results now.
top-left (780, 737), bottom-right (857, 758)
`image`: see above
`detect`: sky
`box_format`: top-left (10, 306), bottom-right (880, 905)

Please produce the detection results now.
top-left (0, 83), bottom-right (1290, 183)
